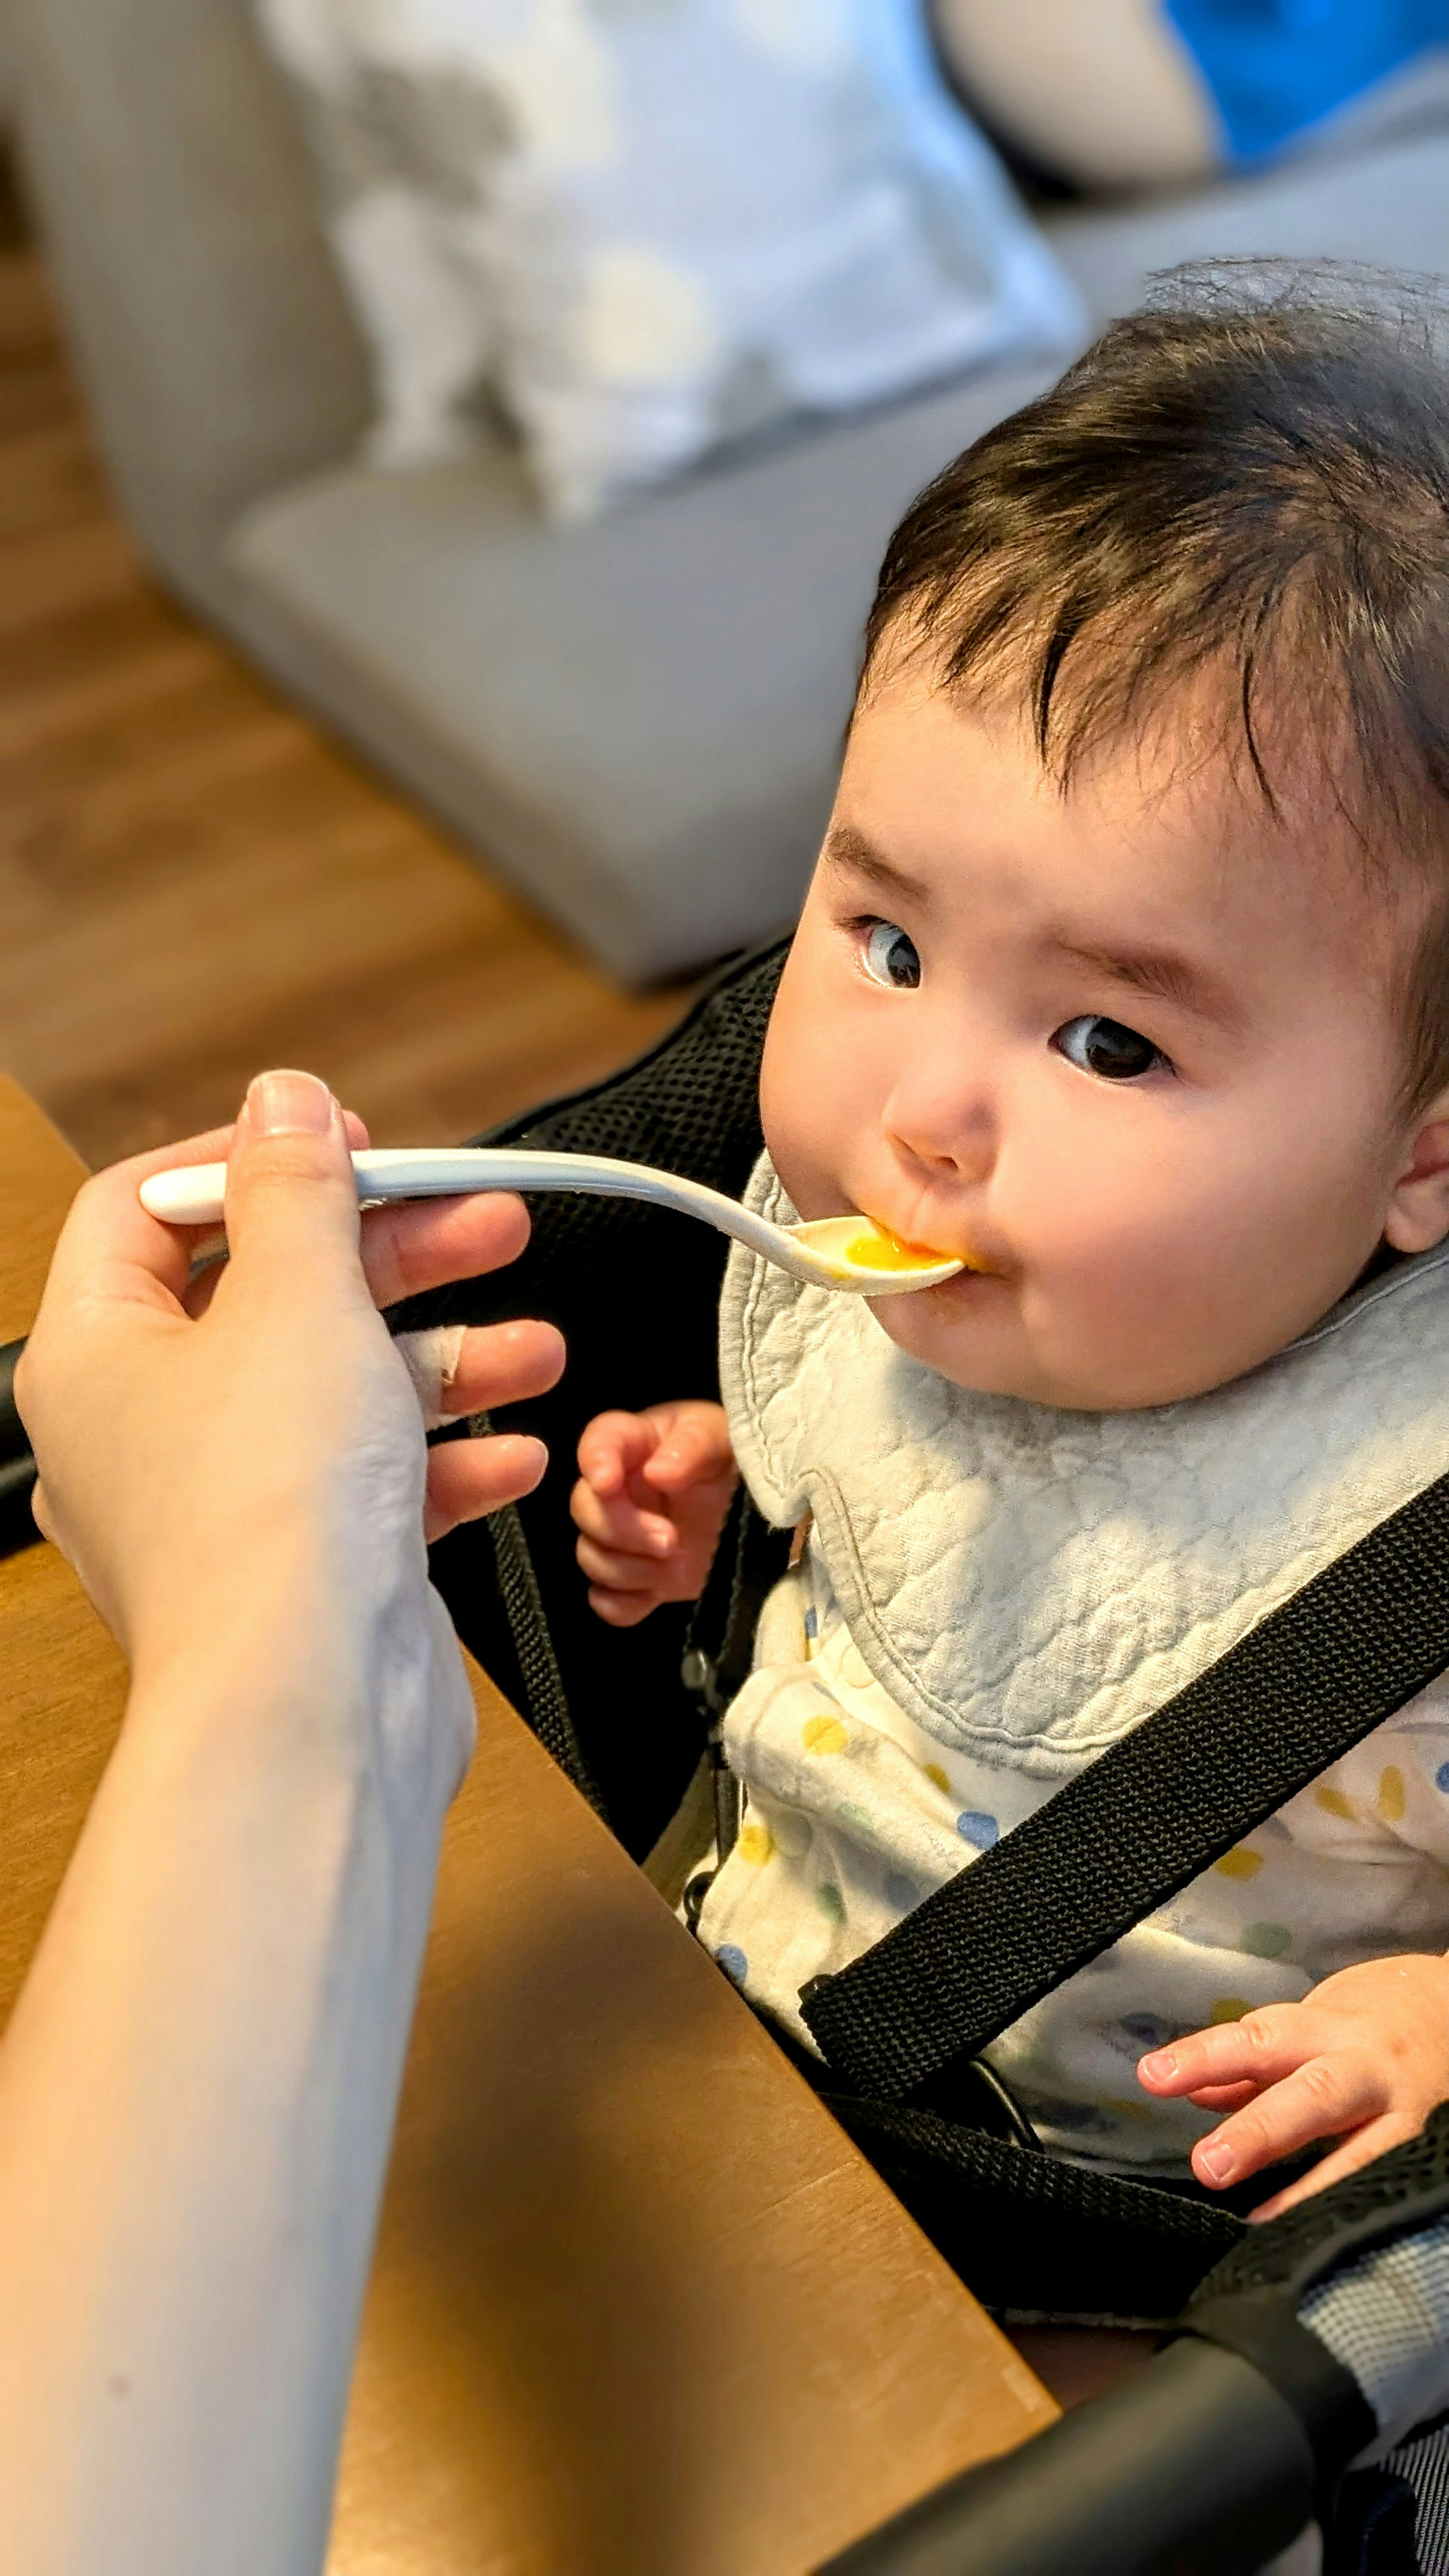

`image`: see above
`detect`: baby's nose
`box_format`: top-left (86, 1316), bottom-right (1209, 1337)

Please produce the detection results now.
top-left (884, 1077), bottom-right (996, 1185)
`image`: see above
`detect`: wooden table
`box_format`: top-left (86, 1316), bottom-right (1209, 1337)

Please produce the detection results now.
top-left (0, 1076), bottom-right (1057, 2575)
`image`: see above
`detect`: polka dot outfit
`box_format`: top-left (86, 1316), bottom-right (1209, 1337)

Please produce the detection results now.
top-left (696, 1538), bottom-right (1449, 2175)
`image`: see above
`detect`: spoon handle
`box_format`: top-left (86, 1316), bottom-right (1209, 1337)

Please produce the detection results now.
top-left (139, 1146), bottom-right (823, 1283)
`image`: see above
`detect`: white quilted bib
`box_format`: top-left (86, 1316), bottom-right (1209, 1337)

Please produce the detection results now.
top-left (720, 1154), bottom-right (1449, 1781)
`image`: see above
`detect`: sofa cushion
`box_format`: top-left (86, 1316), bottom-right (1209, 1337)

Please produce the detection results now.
top-left (227, 129), bottom-right (1449, 981)
top-left (255, 0), bottom-right (1082, 520)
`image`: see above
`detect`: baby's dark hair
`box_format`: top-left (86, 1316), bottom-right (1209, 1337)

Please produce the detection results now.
top-left (860, 262), bottom-right (1449, 1113)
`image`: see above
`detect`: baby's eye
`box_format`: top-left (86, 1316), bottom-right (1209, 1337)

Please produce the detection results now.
top-left (1053, 1014), bottom-right (1167, 1081)
top-left (862, 922), bottom-right (921, 989)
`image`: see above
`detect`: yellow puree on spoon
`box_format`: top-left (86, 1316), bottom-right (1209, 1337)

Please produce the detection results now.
top-left (843, 1226), bottom-right (958, 1273)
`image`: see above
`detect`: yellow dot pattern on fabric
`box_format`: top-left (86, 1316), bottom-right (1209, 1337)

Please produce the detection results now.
top-left (1378, 1765), bottom-right (1406, 1823)
top-left (1210, 1998), bottom-right (1252, 2024)
top-left (921, 1763), bottom-right (951, 1795)
top-left (1214, 1847), bottom-right (1263, 1881)
top-left (737, 1824), bottom-right (774, 1866)
top-left (801, 1715), bottom-right (849, 1756)
top-left (1315, 1784), bottom-right (1357, 1821)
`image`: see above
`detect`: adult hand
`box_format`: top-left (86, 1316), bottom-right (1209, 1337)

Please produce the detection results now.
top-left (18, 1068), bottom-right (564, 1699)
top-left (0, 1067), bottom-right (566, 2576)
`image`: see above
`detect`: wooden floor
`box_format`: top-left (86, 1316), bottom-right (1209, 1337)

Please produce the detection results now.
top-left (0, 210), bottom-right (688, 1172)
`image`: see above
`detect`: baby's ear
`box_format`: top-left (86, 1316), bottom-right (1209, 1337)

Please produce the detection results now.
top-left (1384, 1090), bottom-right (1449, 1254)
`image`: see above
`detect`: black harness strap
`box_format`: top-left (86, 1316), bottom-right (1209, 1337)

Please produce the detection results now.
top-left (800, 1463), bottom-right (1449, 2102)
top-left (682, 1486), bottom-right (794, 1869)
top-left (681, 1484), bottom-right (791, 1717)
top-left (469, 1409), bottom-right (606, 1817)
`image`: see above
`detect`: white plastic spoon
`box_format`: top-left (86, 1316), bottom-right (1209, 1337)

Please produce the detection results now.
top-left (139, 1147), bottom-right (964, 1296)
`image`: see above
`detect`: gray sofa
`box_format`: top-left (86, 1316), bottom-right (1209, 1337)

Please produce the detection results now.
top-left (11, 2), bottom-right (1449, 980)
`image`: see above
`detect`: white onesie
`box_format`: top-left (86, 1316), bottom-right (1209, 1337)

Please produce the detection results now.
top-left (697, 1156), bottom-right (1449, 2176)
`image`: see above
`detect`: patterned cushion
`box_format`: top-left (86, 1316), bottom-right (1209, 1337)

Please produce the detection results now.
top-left (255, 0), bottom-right (1083, 521)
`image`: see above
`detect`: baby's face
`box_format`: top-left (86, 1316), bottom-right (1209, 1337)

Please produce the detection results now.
top-left (761, 666), bottom-right (1449, 1410)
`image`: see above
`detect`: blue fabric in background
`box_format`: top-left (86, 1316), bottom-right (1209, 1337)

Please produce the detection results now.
top-left (1164, 0), bottom-right (1448, 161)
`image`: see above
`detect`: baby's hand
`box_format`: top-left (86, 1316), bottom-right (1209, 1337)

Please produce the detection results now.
top-left (1136, 1954), bottom-right (1449, 2219)
top-left (571, 1401), bottom-right (738, 1627)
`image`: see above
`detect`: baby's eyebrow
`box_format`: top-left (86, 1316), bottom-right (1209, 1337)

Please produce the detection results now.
top-left (1048, 936), bottom-right (1241, 1026)
top-left (822, 823), bottom-right (932, 910)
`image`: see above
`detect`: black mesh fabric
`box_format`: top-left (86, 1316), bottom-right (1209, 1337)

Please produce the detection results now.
top-left (1380, 2412), bottom-right (1449, 2575)
top-left (1188, 2104), bottom-right (1449, 2313)
top-left (822, 2093), bottom-right (1244, 2319)
top-left (396, 939), bottom-right (788, 1855)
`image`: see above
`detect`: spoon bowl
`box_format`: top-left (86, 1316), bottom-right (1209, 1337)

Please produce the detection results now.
top-left (138, 1147), bottom-right (963, 1296)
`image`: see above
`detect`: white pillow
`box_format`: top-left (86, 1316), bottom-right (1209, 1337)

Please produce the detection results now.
top-left (259, 0), bottom-right (1084, 522)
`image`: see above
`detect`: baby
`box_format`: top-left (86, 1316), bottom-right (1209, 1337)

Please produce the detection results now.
top-left (571, 270), bottom-right (1449, 2222)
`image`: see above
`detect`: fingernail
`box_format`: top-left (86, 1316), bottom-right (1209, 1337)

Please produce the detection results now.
top-left (245, 1069), bottom-right (334, 1137)
top-left (1139, 2050), bottom-right (1176, 2082)
top-left (1197, 2142), bottom-right (1234, 2184)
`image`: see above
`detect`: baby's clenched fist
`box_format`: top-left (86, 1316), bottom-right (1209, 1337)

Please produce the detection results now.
top-left (571, 1400), bottom-right (738, 1626)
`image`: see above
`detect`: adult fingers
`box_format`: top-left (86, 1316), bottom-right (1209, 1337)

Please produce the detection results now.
top-left (17, 1116), bottom-right (257, 1467)
top-left (1191, 2050), bottom-right (1385, 2190)
top-left (177, 1110), bottom-right (372, 1322)
top-left (220, 1072), bottom-right (361, 1308)
top-left (359, 1190), bottom-right (533, 1311)
top-left (430, 1318), bottom-right (565, 1418)
top-left (32, 1118), bottom-right (241, 1332)
top-left (1249, 2115), bottom-right (1419, 2222)
top-left (423, 1433), bottom-right (547, 1542)
top-left (570, 1476), bottom-right (675, 1556)
top-left (1185, 2081), bottom-right (1257, 2114)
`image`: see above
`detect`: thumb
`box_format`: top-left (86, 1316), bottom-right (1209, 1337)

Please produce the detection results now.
top-left (222, 1069), bottom-right (361, 1296)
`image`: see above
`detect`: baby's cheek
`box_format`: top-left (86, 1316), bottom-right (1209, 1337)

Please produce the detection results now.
top-left (757, 1111), bottom-right (839, 1228)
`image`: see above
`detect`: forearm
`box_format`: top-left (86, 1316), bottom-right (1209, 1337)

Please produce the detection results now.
top-left (0, 1589), bottom-right (458, 2576)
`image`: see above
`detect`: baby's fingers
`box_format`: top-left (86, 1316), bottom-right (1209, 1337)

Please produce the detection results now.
top-left (570, 1474), bottom-right (675, 1558)
top-left (1186, 2081), bottom-right (1257, 2114)
top-left (585, 1584), bottom-right (658, 1629)
top-left (641, 1404), bottom-right (736, 1494)
top-left (1250, 2113), bottom-right (1420, 2222)
top-left (1191, 2049), bottom-right (1385, 2191)
top-left (1138, 2005), bottom-right (1312, 2102)
top-left (577, 1409), bottom-right (662, 1499)
top-left (576, 1535), bottom-right (671, 1595)
top-left (576, 1535), bottom-right (671, 1627)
